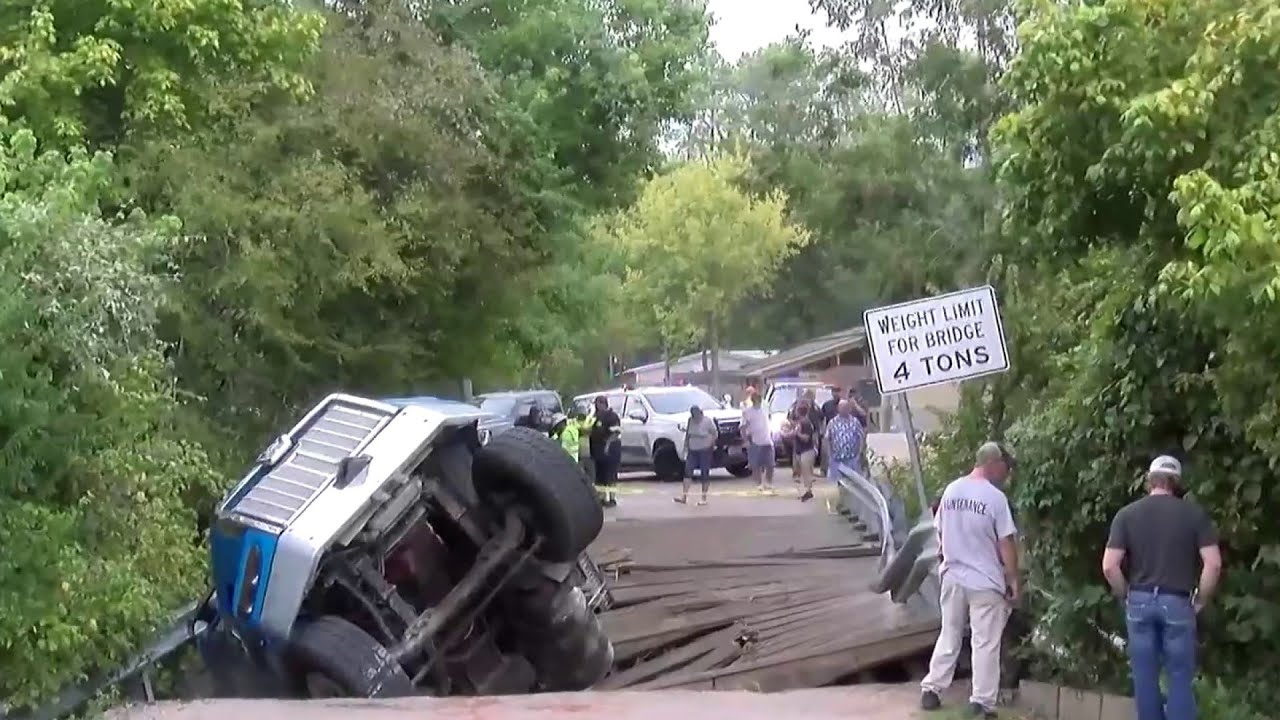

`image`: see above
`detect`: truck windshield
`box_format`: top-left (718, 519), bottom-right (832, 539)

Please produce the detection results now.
top-left (643, 388), bottom-right (723, 415)
top-left (767, 385), bottom-right (833, 413)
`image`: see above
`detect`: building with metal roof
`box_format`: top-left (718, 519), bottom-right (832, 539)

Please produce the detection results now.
top-left (739, 327), bottom-right (869, 381)
top-left (619, 349), bottom-right (775, 388)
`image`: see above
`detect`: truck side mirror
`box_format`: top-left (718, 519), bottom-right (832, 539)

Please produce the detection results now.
top-left (627, 408), bottom-right (647, 422)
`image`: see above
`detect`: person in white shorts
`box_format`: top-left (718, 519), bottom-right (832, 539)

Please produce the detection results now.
top-left (920, 441), bottom-right (1019, 719)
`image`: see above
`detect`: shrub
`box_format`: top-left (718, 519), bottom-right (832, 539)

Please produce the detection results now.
top-left (0, 130), bottom-right (219, 709)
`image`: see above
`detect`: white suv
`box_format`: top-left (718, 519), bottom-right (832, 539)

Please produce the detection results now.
top-left (572, 386), bottom-right (750, 480)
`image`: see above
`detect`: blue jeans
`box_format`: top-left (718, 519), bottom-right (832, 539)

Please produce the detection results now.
top-left (1126, 590), bottom-right (1197, 720)
top-left (686, 448), bottom-right (712, 482)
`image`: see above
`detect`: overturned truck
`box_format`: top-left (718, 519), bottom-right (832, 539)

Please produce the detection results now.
top-left (199, 393), bottom-right (614, 698)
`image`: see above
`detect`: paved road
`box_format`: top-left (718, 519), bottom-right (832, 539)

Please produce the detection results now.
top-left (606, 475), bottom-right (841, 521)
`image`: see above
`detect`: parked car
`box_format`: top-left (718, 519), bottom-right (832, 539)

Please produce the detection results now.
top-left (572, 386), bottom-right (750, 480)
top-left (202, 393), bottom-right (613, 699)
top-left (764, 381), bottom-right (836, 465)
top-left (473, 390), bottom-right (564, 433)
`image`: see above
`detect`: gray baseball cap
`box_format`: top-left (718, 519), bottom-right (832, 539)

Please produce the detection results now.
top-left (1147, 455), bottom-right (1182, 477)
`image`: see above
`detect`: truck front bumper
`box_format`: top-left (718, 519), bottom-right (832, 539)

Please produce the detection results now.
top-left (713, 441), bottom-right (748, 468)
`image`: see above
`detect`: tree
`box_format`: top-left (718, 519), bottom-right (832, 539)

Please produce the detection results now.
top-left (0, 130), bottom-right (220, 707)
top-left (666, 37), bottom-right (995, 349)
top-left (950, 0), bottom-right (1280, 712)
top-left (127, 1), bottom-right (568, 455)
top-left (601, 151), bottom-right (810, 392)
top-left (0, 0), bottom-right (323, 148)
top-left (425, 0), bottom-right (712, 209)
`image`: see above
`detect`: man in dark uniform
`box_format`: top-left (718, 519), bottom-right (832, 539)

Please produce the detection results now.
top-left (821, 386), bottom-right (842, 424)
top-left (588, 395), bottom-right (622, 508)
top-left (1102, 455), bottom-right (1222, 720)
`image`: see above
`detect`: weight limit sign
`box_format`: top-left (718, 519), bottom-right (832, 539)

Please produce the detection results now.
top-left (863, 285), bottom-right (1010, 395)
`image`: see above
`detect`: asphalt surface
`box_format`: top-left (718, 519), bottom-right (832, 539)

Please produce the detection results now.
top-left (607, 472), bottom-right (842, 520)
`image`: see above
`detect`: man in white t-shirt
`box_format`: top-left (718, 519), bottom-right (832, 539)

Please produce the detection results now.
top-left (920, 441), bottom-right (1019, 719)
top-left (740, 392), bottom-right (775, 494)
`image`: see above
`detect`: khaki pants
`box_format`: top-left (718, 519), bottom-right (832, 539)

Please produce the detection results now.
top-left (795, 449), bottom-right (816, 487)
top-left (921, 577), bottom-right (1011, 710)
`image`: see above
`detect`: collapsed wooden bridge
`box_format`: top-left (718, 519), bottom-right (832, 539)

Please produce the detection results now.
top-left (589, 494), bottom-right (941, 691)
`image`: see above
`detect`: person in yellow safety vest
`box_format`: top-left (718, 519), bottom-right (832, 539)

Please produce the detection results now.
top-left (549, 412), bottom-right (578, 457)
top-left (573, 408), bottom-right (595, 482)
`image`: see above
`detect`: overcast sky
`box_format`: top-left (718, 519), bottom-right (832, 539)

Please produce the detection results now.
top-left (704, 0), bottom-right (847, 61)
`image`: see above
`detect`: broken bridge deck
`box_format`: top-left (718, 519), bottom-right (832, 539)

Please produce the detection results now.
top-left (589, 479), bottom-right (941, 691)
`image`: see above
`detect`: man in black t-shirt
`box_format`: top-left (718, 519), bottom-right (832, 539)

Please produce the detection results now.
top-left (588, 396), bottom-right (622, 508)
top-left (821, 386), bottom-right (842, 424)
top-left (1102, 455), bottom-right (1222, 720)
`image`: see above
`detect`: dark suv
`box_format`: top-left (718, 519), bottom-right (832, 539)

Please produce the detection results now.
top-left (474, 390), bottom-right (563, 432)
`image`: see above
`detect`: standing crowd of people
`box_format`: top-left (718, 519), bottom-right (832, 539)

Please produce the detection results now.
top-left (738, 384), bottom-right (873, 502)
top-left (544, 383), bottom-right (878, 508)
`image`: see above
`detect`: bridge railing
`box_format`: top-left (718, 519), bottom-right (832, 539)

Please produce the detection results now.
top-left (832, 464), bottom-right (940, 606)
top-left (831, 463), bottom-right (894, 566)
top-left (3, 601), bottom-right (211, 720)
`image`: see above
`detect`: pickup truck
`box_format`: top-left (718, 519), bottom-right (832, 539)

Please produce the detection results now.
top-left (572, 386), bottom-right (750, 480)
top-left (202, 393), bottom-right (613, 698)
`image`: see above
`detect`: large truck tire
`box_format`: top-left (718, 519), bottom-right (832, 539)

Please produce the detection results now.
top-left (286, 616), bottom-right (414, 698)
top-left (725, 460), bottom-right (752, 478)
top-left (472, 426), bottom-right (604, 563)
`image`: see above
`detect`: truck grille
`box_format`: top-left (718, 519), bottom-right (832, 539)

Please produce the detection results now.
top-left (229, 401), bottom-right (392, 527)
top-left (715, 420), bottom-right (740, 441)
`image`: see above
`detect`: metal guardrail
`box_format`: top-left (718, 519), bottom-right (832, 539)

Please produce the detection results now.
top-left (832, 464), bottom-right (894, 565)
top-left (832, 465), bottom-right (940, 606)
top-left (4, 602), bottom-right (212, 720)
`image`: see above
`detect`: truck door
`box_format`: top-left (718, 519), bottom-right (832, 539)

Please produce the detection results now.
top-left (618, 393), bottom-right (650, 466)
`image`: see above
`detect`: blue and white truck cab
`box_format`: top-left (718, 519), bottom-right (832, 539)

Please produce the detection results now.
top-left (203, 393), bottom-right (612, 698)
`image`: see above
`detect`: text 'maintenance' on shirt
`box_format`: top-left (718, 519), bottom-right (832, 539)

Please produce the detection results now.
top-left (936, 474), bottom-right (1017, 595)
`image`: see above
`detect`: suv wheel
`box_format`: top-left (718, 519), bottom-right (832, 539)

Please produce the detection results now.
top-left (651, 443), bottom-right (684, 482)
top-left (725, 460), bottom-right (752, 478)
top-left (472, 426), bottom-right (604, 562)
top-left (286, 616), bottom-right (413, 698)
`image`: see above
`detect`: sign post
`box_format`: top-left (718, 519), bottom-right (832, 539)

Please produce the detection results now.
top-left (864, 285), bottom-right (1010, 518)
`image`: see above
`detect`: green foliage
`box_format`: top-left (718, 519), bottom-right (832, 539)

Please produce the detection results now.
top-left (0, 0), bottom-right (323, 146)
top-left (425, 0), bottom-right (712, 209)
top-left (666, 35), bottom-right (998, 349)
top-left (0, 130), bottom-right (219, 707)
top-left (600, 150), bottom-right (811, 365)
top-left (949, 0), bottom-right (1280, 708)
top-left (0, 0), bottom-right (714, 706)
top-left (129, 3), bottom-right (552, 450)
